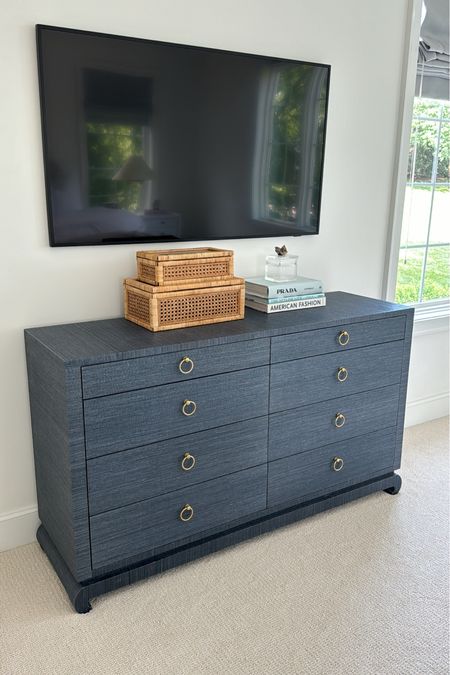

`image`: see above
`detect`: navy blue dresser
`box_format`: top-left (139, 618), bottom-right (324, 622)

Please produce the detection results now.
top-left (25, 292), bottom-right (413, 612)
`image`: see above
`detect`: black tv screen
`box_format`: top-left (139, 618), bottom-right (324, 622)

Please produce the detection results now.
top-left (37, 25), bottom-right (330, 247)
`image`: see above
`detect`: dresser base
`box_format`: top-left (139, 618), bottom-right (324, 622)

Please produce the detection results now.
top-left (37, 472), bottom-right (401, 613)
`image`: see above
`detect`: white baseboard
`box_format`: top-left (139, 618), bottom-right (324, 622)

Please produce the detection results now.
top-left (405, 392), bottom-right (449, 427)
top-left (0, 505), bottom-right (39, 553)
top-left (0, 395), bottom-right (448, 553)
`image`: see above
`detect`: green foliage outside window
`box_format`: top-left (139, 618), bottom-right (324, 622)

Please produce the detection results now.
top-left (267, 66), bottom-right (326, 221)
top-left (408, 100), bottom-right (450, 183)
top-left (396, 246), bottom-right (449, 303)
top-left (396, 98), bottom-right (450, 305)
top-left (86, 123), bottom-right (143, 211)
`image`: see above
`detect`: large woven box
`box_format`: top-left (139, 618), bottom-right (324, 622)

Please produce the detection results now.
top-left (124, 277), bottom-right (245, 332)
top-left (136, 247), bottom-right (234, 286)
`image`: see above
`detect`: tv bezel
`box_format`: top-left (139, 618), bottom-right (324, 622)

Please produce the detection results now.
top-left (36, 24), bottom-right (331, 247)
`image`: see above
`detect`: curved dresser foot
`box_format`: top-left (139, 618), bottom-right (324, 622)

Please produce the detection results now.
top-left (73, 590), bottom-right (92, 614)
top-left (384, 473), bottom-right (402, 495)
top-left (36, 525), bottom-right (92, 614)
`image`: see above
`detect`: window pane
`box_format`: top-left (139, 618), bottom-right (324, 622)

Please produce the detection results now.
top-left (410, 118), bottom-right (438, 183)
top-left (437, 122), bottom-right (450, 183)
top-left (268, 143), bottom-right (286, 184)
top-left (86, 122), bottom-right (143, 210)
top-left (400, 185), bottom-right (432, 247)
top-left (396, 97), bottom-right (449, 305)
top-left (395, 247), bottom-right (426, 304)
top-left (413, 99), bottom-right (442, 119)
top-left (422, 245), bottom-right (450, 302)
top-left (267, 183), bottom-right (298, 221)
top-left (423, 189), bottom-right (450, 302)
top-left (428, 187), bottom-right (450, 245)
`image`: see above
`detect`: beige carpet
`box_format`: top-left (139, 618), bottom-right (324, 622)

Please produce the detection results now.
top-left (0, 417), bottom-right (448, 675)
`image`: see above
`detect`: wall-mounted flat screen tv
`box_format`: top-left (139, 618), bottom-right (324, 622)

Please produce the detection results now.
top-left (37, 25), bottom-right (330, 247)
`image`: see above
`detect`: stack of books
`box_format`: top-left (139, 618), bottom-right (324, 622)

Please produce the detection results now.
top-left (245, 276), bottom-right (326, 313)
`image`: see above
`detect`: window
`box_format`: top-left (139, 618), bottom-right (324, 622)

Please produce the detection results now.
top-left (85, 122), bottom-right (144, 211)
top-left (395, 97), bottom-right (450, 304)
top-left (265, 67), bottom-right (327, 227)
top-left (251, 65), bottom-right (328, 232)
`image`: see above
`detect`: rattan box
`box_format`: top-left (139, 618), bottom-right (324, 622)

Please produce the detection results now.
top-left (136, 247), bottom-right (234, 286)
top-left (124, 277), bottom-right (245, 332)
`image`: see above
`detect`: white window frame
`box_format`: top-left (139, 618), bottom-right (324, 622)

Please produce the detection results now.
top-left (383, 0), bottom-right (450, 324)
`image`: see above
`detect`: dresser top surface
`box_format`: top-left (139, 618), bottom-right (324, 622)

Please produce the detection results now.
top-left (25, 291), bottom-right (413, 366)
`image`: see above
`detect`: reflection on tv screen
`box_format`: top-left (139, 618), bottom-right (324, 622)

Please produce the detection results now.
top-left (37, 26), bottom-right (330, 246)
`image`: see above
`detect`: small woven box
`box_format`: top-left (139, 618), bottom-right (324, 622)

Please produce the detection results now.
top-left (136, 247), bottom-right (234, 286)
top-left (124, 277), bottom-right (245, 332)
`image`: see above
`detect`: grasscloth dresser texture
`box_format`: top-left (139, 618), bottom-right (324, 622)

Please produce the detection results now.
top-left (25, 292), bottom-right (413, 612)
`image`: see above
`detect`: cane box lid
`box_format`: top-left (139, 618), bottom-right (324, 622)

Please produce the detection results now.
top-left (136, 247), bottom-right (234, 262)
top-left (124, 276), bottom-right (244, 295)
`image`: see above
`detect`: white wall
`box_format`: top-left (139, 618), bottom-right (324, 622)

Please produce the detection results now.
top-left (0, 0), bottom-right (447, 551)
top-left (405, 318), bottom-right (449, 426)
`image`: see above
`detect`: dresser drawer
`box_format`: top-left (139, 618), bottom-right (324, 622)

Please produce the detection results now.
top-left (270, 341), bottom-right (404, 413)
top-left (90, 465), bottom-right (267, 568)
top-left (84, 367), bottom-right (269, 457)
top-left (271, 316), bottom-right (405, 363)
top-left (269, 385), bottom-right (400, 461)
top-left (87, 419), bottom-right (268, 514)
top-left (82, 338), bottom-right (270, 398)
top-left (268, 428), bottom-right (396, 507)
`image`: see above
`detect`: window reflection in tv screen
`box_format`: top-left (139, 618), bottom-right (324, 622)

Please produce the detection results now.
top-left (37, 26), bottom-right (330, 246)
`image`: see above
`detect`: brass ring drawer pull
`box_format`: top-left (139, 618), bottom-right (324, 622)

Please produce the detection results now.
top-left (182, 399), bottom-right (197, 416)
top-left (181, 452), bottom-right (196, 471)
top-left (337, 367), bottom-right (348, 383)
top-left (179, 356), bottom-right (194, 374)
top-left (179, 504), bottom-right (194, 522)
top-left (334, 412), bottom-right (346, 428)
top-left (338, 330), bottom-right (350, 346)
top-left (332, 456), bottom-right (344, 472)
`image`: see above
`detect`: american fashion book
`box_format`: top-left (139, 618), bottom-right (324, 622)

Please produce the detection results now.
top-left (245, 296), bottom-right (327, 313)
